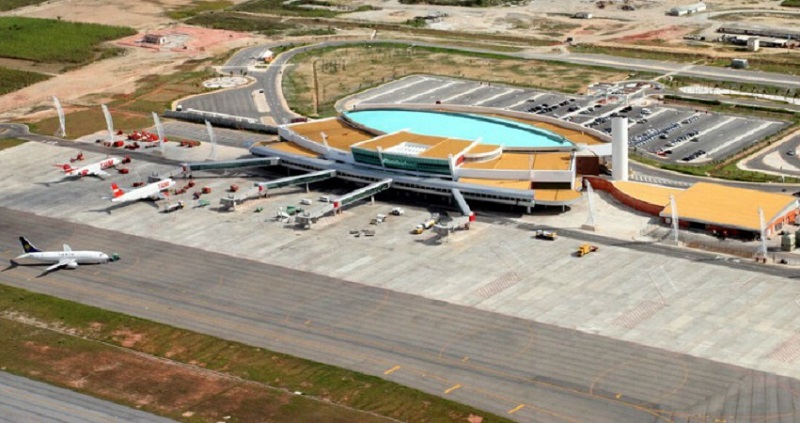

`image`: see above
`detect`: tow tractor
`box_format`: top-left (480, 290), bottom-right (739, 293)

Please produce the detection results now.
top-left (576, 244), bottom-right (599, 257)
top-left (535, 229), bottom-right (557, 240)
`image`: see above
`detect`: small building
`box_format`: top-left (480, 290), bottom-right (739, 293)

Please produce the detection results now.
top-left (747, 37), bottom-right (760, 52)
top-left (731, 58), bottom-right (748, 69)
top-left (143, 33), bottom-right (167, 45)
top-left (660, 182), bottom-right (798, 239)
top-left (572, 12), bottom-right (593, 19)
top-left (668, 2), bottom-right (707, 16)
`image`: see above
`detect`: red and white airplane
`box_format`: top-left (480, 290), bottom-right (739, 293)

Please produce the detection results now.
top-left (110, 178), bottom-right (175, 202)
top-left (56, 156), bottom-right (124, 178)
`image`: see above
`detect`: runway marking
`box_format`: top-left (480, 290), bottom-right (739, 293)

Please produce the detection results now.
top-left (444, 384), bottom-right (461, 394)
top-left (505, 92), bottom-right (546, 110)
top-left (471, 271), bottom-right (520, 300)
top-left (612, 299), bottom-right (666, 329)
top-left (357, 77), bottom-right (428, 103)
top-left (441, 86), bottom-right (484, 103)
top-left (768, 333), bottom-right (800, 363)
top-left (397, 81), bottom-right (460, 103)
top-left (704, 120), bottom-right (779, 158)
top-left (473, 89), bottom-right (519, 106)
top-left (384, 365), bottom-right (401, 375)
top-left (508, 404), bottom-right (524, 414)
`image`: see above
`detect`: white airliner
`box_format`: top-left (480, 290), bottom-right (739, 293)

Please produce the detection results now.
top-left (56, 157), bottom-right (124, 178)
top-left (16, 236), bottom-right (119, 272)
top-left (110, 178), bottom-right (175, 202)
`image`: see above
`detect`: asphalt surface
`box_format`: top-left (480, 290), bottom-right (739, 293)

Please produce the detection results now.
top-left (0, 371), bottom-right (174, 423)
top-left (3, 208), bottom-right (800, 422)
top-left (182, 39), bottom-right (800, 126)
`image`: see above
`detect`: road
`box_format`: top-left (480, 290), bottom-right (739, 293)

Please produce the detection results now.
top-left (2, 207), bottom-right (800, 422)
top-left (0, 371), bottom-right (174, 423)
top-left (179, 39), bottom-right (800, 127)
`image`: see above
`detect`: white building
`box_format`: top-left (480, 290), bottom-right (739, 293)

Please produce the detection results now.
top-left (668, 2), bottom-right (706, 16)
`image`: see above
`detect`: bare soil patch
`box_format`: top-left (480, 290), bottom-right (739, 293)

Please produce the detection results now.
top-left (286, 44), bottom-right (633, 116)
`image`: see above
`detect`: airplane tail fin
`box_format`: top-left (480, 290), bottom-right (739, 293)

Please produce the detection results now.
top-left (54, 163), bottom-right (73, 173)
top-left (111, 183), bottom-right (124, 198)
top-left (19, 236), bottom-right (41, 253)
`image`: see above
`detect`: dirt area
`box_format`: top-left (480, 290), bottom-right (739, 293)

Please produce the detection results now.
top-left (342, 0), bottom-right (786, 44)
top-left (286, 45), bottom-right (633, 115)
top-left (609, 25), bottom-right (698, 44)
top-left (0, 312), bottom-right (392, 422)
top-left (0, 0), bottom-right (258, 122)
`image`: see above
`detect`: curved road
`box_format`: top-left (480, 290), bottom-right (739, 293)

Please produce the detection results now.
top-left (180, 38), bottom-right (800, 127)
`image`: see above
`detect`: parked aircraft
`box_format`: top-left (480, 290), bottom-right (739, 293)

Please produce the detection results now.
top-left (15, 236), bottom-right (119, 273)
top-left (56, 156), bottom-right (124, 178)
top-left (110, 178), bottom-right (175, 202)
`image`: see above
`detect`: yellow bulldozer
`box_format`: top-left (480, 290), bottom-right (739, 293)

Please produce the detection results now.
top-left (576, 244), bottom-right (599, 257)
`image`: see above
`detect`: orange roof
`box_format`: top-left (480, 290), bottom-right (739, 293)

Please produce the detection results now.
top-left (459, 178), bottom-right (531, 190)
top-left (290, 118), bottom-right (374, 150)
top-left (354, 131), bottom-right (473, 159)
top-left (534, 188), bottom-right (582, 204)
top-left (660, 182), bottom-right (797, 231)
top-left (532, 152), bottom-right (572, 171)
top-left (465, 143), bottom-right (502, 156)
top-left (460, 152), bottom-right (572, 171)
top-left (265, 141), bottom-right (319, 158)
top-left (419, 139), bottom-right (473, 159)
top-left (613, 181), bottom-right (684, 207)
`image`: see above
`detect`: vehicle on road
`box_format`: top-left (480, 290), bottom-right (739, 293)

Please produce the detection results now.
top-left (576, 244), bottom-right (598, 257)
top-left (535, 230), bottom-right (558, 240)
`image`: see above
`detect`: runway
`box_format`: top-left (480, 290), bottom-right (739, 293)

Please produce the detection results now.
top-left (3, 208), bottom-right (799, 422)
top-left (0, 371), bottom-right (174, 423)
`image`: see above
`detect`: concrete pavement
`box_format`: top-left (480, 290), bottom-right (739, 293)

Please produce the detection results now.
top-left (0, 372), bottom-right (174, 423)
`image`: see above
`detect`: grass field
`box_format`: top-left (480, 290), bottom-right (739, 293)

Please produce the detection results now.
top-left (0, 66), bottom-right (49, 95)
top-left (233, 0), bottom-right (374, 18)
top-left (284, 43), bottom-right (635, 116)
top-left (167, 0), bottom-right (233, 20)
top-left (0, 0), bottom-right (47, 11)
top-left (0, 138), bottom-right (26, 150)
top-left (30, 65), bottom-right (218, 138)
top-left (0, 282), bottom-right (512, 422)
top-left (0, 17), bottom-right (136, 64)
top-left (782, 0), bottom-right (800, 7)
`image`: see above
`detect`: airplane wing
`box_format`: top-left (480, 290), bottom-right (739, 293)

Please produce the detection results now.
top-left (63, 244), bottom-right (72, 252)
top-left (95, 170), bottom-right (110, 178)
top-left (45, 259), bottom-right (75, 272)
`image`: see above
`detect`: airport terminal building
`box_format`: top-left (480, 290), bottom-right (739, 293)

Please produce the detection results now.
top-left (250, 105), bottom-right (610, 210)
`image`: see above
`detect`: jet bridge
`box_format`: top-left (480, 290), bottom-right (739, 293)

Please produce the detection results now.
top-left (452, 188), bottom-right (472, 217)
top-left (181, 157), bottom-right (280, 175)
top-left (255, 169), bottom-right (336, 192)
top-left (294, 178), bottom-right (393, 229)
top-left (220, 169), bottom-right (336, 210)
top-left (433, 189), bottom-right (476, 240)
top-left (332, 179), bottom-right (393, 211)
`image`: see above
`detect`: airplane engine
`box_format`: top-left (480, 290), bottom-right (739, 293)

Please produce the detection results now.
top-left (66, 262), bottom-right (79, 269)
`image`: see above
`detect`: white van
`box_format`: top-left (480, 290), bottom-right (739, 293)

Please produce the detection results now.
top-left (319, 196), bottom-right (330, 203)
top-left (641, 108), bottom-right (653, 115)
top-left (300, 198), bottom-right (312, 205)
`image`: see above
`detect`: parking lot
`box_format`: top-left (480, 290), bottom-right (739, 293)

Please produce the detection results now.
top-left (345, 75), bottom-right (787, 163)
